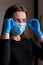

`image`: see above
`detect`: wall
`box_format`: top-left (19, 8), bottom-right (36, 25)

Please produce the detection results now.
top-left (0, 0), bottom-right (34, 38)
top-left (38, 0), bottom-right (43, 33)
top-left (38, 0), bottom-right (43, 65)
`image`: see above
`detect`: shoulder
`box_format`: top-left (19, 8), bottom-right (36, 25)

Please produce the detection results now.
top-left (23, 38), bottom-right (37, 46)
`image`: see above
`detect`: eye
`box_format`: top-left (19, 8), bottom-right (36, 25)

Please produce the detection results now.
top-left (15, 19), bottom-right (20, 22)
top-left (23, 19), bottom-right (27, 23)
top-left (13, 19), bottom-right (20, 22)
top-left (13, 18), bottom-right (27, 23)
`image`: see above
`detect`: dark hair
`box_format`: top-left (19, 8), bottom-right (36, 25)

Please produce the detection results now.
top-left (4, 4), bottom-right (28, 19)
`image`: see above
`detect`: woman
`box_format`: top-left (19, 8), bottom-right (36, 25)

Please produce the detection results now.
top-left (0, 4), bottom-right (43, 65)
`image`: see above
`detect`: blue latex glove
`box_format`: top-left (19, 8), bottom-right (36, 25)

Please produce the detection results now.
top-left (2, 18), bottom-right (14, 34)
top-left (27, 18), bottom-right (43, 38)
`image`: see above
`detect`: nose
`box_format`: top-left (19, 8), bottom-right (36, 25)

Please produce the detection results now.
top-left (19, 19), bottom-right (23, 23)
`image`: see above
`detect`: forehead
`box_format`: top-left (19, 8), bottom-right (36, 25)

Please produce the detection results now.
top-left (13, 11), bottom-right (26, 18)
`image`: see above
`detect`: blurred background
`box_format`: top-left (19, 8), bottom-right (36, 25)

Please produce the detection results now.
top-left (0, 0), bottom-right (43, 65)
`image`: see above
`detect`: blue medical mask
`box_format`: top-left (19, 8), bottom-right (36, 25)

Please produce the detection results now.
top-left (11, 21), bottom-right (27, 35)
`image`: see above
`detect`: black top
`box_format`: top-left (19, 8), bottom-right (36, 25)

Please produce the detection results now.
top-left (0, 38), bottom-right (43, 65)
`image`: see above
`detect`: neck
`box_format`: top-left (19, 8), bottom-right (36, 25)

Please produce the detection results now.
top-left (11, 34), bottom-right (21, 41)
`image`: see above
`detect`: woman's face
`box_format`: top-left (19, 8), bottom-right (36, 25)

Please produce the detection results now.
top-left (12, 11), bottom-right (27, 23)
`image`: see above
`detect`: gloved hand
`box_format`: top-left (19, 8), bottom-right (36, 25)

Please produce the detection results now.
top-left (27, 18), bottom-right (43, 38)
top-left (2, 18), bottom-right (14, 34)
